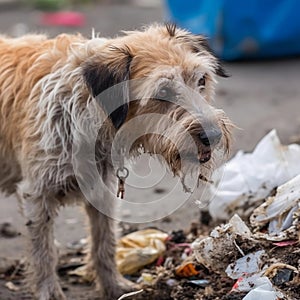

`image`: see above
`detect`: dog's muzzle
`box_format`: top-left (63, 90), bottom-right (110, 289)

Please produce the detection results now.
top-left (198, 127), bottom-right (222, 163)
top-left (199, 127), bottom-right (222, 147)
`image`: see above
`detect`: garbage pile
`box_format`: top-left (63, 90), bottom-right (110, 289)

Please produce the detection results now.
top-left (121, 130), bottom-right (299, 300)
top-left (117, 200), bottom-right (299, 299)
top-left (0, 130), bottom-right (299, 299)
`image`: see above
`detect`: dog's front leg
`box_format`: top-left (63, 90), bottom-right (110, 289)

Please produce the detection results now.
top-left (18, 185), bottom-right (65, 300)
top-left (85, 201), bottom-right (124, 300)
top-left (85, 181), bottom-right (133, 300)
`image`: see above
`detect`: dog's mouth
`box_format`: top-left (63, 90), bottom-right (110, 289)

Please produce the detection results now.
top-left (179, 148), bottom-right (212, 164)
top-left (198, 149), bottom-right (212, 163)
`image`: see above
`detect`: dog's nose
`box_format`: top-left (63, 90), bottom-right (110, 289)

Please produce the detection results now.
top-left (199, 128), bottom-right (222, 147)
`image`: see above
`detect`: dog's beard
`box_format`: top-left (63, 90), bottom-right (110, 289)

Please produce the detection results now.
top-left (126, 132), bottom-right (222, 194)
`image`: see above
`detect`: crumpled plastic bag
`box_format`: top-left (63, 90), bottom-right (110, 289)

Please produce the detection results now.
top-left (116, 229), bottom-right (168, 275)
top-left (250, 174), bottom-right (300, 241)
top-left (208, 130), bottom-right (300, 220)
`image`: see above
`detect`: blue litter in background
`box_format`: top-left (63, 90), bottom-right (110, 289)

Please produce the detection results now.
top-left (165, 0), bottom-right (300, 60)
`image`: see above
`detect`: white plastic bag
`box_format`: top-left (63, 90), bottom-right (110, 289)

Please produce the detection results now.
top-left (208, 130), bottom-right (300, 220)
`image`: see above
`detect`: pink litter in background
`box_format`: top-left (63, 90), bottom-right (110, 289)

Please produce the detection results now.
top-left (273, 240), bottom-right (298, 247)
top-left (40, 12), bottom-right (85, 27)
top-left (155, 255), bottom-right (164, 267)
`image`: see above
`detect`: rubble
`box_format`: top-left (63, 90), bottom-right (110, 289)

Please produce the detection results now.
top-left (192, 164), bottom-right (300, 300)
top-left (192, 214), bottom-right (261, 273)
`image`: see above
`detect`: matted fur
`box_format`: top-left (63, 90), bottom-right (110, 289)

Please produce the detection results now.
top-left (0, 24), bottom-right (233, 300)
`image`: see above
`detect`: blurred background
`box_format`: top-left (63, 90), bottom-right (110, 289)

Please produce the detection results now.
top-left (1, 0), bottom-right (300, 261)
top-left (0, 0), bottom-right (299, 151)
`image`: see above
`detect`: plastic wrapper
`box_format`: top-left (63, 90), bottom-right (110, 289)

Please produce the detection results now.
top-left (226, 250), bottom-right (266, 279)
top-left (208, 130), bottom-right (300, 220)
top-left (242, 281), bottom-right (279, 300)
top-left (175, 262), bottom-right (199, 278)
top-left (232, 274), bottom-right (270, 293)
top-left (116, 229), bottom-right (168, 275)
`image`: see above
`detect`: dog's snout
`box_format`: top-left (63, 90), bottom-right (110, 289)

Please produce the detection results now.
top-left (199, 128), bottom-right (222, 147)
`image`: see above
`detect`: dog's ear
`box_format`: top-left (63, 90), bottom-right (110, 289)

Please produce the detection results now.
top-left (82, 46), bottom-right (132, 129)
top-left (190, 35), bottom-right (230, 78)
top-left (191, 36), bottom-right (230, 78)
top-left (172, 28), bottom-right (230, 78)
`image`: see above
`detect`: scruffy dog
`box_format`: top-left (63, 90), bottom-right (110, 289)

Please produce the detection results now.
top-left (0, 24), bottom-right (232, 299)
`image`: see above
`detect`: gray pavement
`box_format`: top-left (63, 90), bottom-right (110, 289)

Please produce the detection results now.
top-left (1, 2), bottom-right (300, 259)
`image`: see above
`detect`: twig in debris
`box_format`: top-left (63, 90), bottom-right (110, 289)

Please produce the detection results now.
top-left (117, 289), bottom-right (144, 300)
top-left (233, 239), bottom-right (245, 256)
top-left (264, 263), bottom-right (298, 277)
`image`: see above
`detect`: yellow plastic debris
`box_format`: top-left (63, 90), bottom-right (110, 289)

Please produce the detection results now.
top-left (175, 262), bottom-right (199, 278)
top-left (116, 229), bottom-right (168, 275)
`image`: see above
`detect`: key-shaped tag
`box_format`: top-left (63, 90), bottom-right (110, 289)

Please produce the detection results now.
top-left (116, 167), bottom-right (129, 199)
top-left (117, 176), bottom-right (125, 199)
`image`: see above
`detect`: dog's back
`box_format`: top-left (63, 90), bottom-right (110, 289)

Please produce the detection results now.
top-left (0, 34), bottom-right (82, 194)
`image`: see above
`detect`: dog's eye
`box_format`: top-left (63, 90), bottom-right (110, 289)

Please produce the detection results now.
top-left (198, 75), bottom-right (206, 87)
top-left (156, 87), bottom-right (176, 101)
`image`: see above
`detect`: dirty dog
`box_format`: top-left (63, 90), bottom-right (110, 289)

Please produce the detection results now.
top-left (0, 24), bottom-right (232, 299)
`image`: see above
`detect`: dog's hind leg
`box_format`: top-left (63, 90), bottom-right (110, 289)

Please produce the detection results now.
top-left (18, 182), bottom-right (66, 300)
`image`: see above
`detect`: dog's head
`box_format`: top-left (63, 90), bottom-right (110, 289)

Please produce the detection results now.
top-left (82, 24), bottom-right (233, 181)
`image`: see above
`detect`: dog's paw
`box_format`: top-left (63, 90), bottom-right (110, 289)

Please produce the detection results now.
top-left (102, 278), bottom-right (138, 300)
top-left (36, 281), bottom-right (66, 300)
top-left (117, 276), bottom-right (137, 293)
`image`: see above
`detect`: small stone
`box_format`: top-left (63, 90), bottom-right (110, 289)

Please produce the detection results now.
top-left (0, 222), bottom-right (19, 238)
top-left (272, 268), bottom-right (294, 285)
top-left (153, 187), bottom-right (166, 194)
top-left (166, 278), bottom-right (177, 287)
